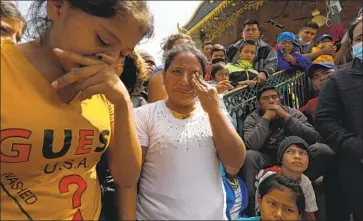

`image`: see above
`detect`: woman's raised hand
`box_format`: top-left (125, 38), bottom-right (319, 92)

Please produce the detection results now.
top-left (190, 73), bottom-right (221, 115)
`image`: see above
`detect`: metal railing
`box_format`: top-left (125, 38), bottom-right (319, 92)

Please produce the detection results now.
top-left (223, 70), bottom-right (311, 136)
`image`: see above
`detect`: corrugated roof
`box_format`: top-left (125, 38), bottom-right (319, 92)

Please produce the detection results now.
top-left (181, 0), bottom-right (224, 31)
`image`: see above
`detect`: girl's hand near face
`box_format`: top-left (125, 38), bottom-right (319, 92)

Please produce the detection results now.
top-left (51, 48), bottom-right (130, 105)
top-left (190, 73), bottom-right (221, 115)
top-left (215, 80), bottom-right (233, 94)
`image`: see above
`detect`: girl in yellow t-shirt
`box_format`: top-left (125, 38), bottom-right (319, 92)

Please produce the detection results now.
top-left (1, 1), bottom-right (153, 220)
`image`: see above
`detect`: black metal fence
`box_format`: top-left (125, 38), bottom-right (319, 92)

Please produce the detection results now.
top-left (223, 71), bottom-right (311, 136)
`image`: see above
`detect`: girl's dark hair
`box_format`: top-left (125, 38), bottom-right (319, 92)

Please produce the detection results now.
top-left (211, 44), bottom-right (226, 56)
top-left (161, 33), bottom-right (194, 59)
top-left (348, 16), bottom-right (362, 45)
top-left (239, 40), bottom-right (256, 52)
top-left (164, 44), bottom-right (207, 76)
top-left (0, 1), bottom-right (26, 41)
top-left (211, 63), bottom-right (227, 80)
top-left (259, 174), bottom-right (306, 214)
top-left (26, 0), bottom-right (154, 42)
top-left (121, 51), bottom-right (148, 95)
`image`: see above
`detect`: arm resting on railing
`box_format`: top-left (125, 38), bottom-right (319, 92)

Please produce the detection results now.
top-left (292, 54), bottom-right (312, 71)
top-left (260, 47), bottom-right (278, 77)
top-left (244, 113), bottom-right (271, 150)
top-left (277, 55), bottom-right (292, 71)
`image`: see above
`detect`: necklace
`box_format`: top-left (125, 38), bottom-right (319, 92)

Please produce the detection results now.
top-left (168, 108), bottom-right (195, 119)
top-left (227, 177), bottom-right (239, 190)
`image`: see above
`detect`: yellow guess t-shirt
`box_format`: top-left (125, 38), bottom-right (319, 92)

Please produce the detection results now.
top-left (0, 40), bottom-right (113, 220)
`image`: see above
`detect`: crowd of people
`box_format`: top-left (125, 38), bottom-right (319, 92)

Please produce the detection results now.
top-left (1, 1), bottom-right (362, 221)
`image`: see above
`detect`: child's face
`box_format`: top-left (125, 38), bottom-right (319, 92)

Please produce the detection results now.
top-left (215, 68), bottom-right (229, 83)
top-left (278, 40), bottom-right (294, 54)
top-left (239, 44), bottom-right (256, 62)
top-left (312, 68), bottom-right (334, 91)
top-left (281, 145), bottom-right (309, 174)
top-left (320, 38), bottom-right (333, 44)
top-left (318, 40), bottom-right (334, 49)
top-left (259, 187), bottom-right (301, 220)
top-left (299, 27), bottom-right (317, 43)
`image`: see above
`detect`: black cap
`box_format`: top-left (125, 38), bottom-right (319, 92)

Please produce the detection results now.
top-left (277, 136), bottom-right (311, 164)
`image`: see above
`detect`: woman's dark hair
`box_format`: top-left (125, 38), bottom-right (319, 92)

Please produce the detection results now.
top-left (26, 0), bottom-right (154, 42)
top-left (239, 40), bottom-right (256, 52)
top-left (348, 16), bottom-right (362, 45)
top-left (211, 44), bottom-right (226, 56)
top-left (0, 1), bottom-right (26, 41)
top-left (164, 44), bottom-right (207, 76)
top-left (259, 174), bottom-right (306, 214)
top-left (211, 63), bottom-right (227, 80)
top-left (121, 51), bottom-right (148, 95)
top-left (161, 33), bottom-right (194, 59)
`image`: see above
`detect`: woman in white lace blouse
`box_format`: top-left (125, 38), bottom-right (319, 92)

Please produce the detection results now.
top-left (121, 44), bottom-right (246, 220)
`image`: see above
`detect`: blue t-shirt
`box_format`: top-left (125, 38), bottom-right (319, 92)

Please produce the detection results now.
top-left (220, 164), bottom-right (249, 220)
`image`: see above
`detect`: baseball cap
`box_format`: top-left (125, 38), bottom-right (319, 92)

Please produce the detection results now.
top-left (307, 62), bottom-right (337, 79)
top-left (316, 34), bottom-right (333, 43)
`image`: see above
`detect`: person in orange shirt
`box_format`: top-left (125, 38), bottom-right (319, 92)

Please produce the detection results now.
top-left (1, 0), bottom-right (153, 220)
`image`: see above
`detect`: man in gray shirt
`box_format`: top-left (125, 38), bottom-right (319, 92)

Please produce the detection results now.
top-left (239, 85), bottom-right (334, 215)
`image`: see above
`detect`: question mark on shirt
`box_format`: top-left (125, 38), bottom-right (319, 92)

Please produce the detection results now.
top-left (59, 175), bottom-right (88, 220)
